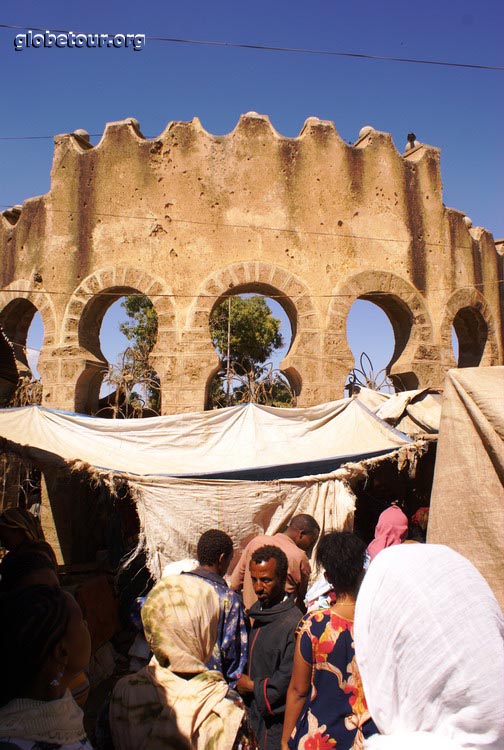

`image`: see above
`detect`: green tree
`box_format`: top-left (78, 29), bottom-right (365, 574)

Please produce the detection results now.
top-left (120, 295), bottom-right (158, 352)
top-left (210, 296), bottom-right (283, 369)
top-left (209, 296), bottom-right (294, 408)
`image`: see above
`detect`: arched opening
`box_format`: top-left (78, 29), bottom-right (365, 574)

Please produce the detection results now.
top-left (451, 307), bottom-right (488, 368)
top-left (345, 299), bottom-right (396, 395)
top-left (206, 288), bottom-right (295, 409)
top-left (78, 290), bottom-right (160, 417)
top-left (0, 301), bottom-right (44, 406)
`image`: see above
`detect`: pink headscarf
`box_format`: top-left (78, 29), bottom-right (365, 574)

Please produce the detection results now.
top-left (367, 506), bottom-right (408, 562)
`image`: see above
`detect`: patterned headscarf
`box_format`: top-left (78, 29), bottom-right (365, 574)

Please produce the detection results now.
top-left (366, 506), bottom-right (408, 562)
top-left (141, 573), bottom-right (220, 673)
top-left (110, 574), bottom-right (246, 750)
top-left (355, 544), bottom-right (504, 750)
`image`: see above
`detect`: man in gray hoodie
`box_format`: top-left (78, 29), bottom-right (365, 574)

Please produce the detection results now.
top-left (237, 545), bottom-right (303, 750)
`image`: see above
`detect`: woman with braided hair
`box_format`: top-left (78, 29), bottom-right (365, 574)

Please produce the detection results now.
top-left (0, 584), bottom-right (92, 749)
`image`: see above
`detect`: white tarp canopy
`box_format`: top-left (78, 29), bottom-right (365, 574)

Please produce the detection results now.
top-left (0, 395), bottom-right (429, 577)
top-left (428, 367), bottom-right (504, 610)
top-left (0, 396), bottom-right (413, 478)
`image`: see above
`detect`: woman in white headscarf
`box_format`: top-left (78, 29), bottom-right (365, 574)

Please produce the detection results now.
top-left (354, 544), bottom-right (504, 750)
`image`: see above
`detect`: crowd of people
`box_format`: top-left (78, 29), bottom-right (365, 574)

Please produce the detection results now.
top-left (0, 506), bottom-right (503, 750)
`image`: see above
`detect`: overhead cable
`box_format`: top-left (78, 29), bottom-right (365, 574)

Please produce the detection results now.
top-left (0, 23), bottom-right (502, 71)
top-left (0, 204), bottom-right (498, 251)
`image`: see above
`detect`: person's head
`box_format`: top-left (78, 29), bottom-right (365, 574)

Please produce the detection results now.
top-left (354, 544), bottom-right (504, 749)
top-left (196, 529), bottom-right (234, 577)
top-left (141, 574), bottom-right (220, 674)
top-left (0, 546), bottom-right (59, 593)
top-left (367, 505), bottom-right (408, 562)
top-left (0, 585), bottom-right (91, 707)
top-left (250, 545), bottom-right (288, 608)
top-left (286, 514), bottom-right (320, 552)
top-left (316, 531), bottom-right (366, 599)
top-left (0, 507), bottom-right (44, 552)
top-left (408, 507), bottom-right (428, 543)
top-left (411, 506), bottom-right (430, 532)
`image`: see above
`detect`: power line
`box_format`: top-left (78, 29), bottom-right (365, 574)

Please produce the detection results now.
top-left (0, 23), bottom-right (502, 72)
top-left (0, 204), bottom-right (497, 251)
top-left (147, 36), bottom-right (504, 72)
top-left (0, 134), bottom-right (103, 141)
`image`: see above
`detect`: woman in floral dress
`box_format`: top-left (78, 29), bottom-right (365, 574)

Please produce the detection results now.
top-left (281, 532), bottom-right (377, 750)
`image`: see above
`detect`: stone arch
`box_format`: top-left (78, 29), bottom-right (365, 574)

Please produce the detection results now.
top-left (61, 266), bottom-right (177, 414)
top-left (327, 271), bottom-right (435, 391)
top-left (180, 261), bottom-right (321, 411)
top-left (0, 280), bottom-right (57, 378)
top-left (440, 287), bottom-right (499, 368)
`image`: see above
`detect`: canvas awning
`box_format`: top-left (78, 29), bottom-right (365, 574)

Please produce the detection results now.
top-left (0, 396), bottom-right (413, 478)
top-left (0, 394), bottom-right (429, 577)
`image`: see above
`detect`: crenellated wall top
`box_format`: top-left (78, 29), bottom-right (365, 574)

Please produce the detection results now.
top-left (0, 113), bottom-right (495, 255)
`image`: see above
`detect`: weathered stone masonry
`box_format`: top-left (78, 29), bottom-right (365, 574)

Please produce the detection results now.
top-left (1, 113), bottom-right (502, 415)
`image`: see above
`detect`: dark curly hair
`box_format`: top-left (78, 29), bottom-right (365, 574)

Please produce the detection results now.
top-left (250, 545), bottom-right (288, 586)
top-left (316, 531), bottom-right (366, 597)
top-left (197, 529), bottom-right (233, 566)
top-left (289, 514), bottom-right (320, 535)
top-left (0, 585), bottom-right (71, 707)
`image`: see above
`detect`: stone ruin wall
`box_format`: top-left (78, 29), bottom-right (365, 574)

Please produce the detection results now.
top-left (1, 112), bottom-right (503, 416)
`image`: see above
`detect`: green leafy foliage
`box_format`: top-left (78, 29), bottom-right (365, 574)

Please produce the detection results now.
top-left (120, 295), bottom-right (158, 352)
top-left (210, 296), bottom-right (283, 370)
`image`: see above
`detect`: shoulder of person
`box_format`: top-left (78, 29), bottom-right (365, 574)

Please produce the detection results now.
top-left (282, 604), bottom-right (305, 631)
top-left (240, 534), bottom-right (268, 555)
top-left (251, 533), bottom-right (271, 547)
top-left (228, 586), bottom-right (245, 604)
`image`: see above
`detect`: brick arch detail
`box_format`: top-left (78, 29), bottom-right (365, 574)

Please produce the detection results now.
top-left (440, 287), bottom-right (500, 367)
top-left (61, 266), bottom-right (177, 350)
top-left (188, 260), bottom-right (317, 321)
top-left (185, 260), bottom-right (319, 358)
top-left (326, 271), bottom-right (434, 387)
top-left (0, 280), bottom-right (57, 348)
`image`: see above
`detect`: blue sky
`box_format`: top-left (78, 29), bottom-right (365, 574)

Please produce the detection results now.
top-left (1, 0), bottom-right (502, 389)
